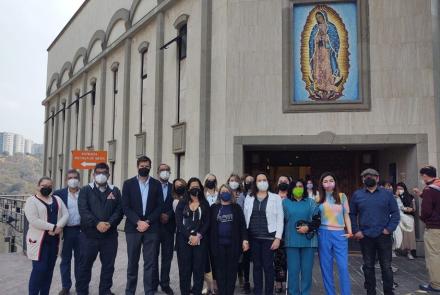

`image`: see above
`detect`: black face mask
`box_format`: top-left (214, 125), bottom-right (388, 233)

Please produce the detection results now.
top-left (40, 187), bottom-right (52, 197)
top-left (278, 183), bottom-right (289, 191)
top-left (138, 167), bottom-right (150, 177)
top-left (189, 188), bottom-right (201, 197)
top-left (175, 186), bottom-right (186, 196)
top-left (364, 177), bottom-right (377, 188)
top-left (205, 180), bottom-right (216, 190)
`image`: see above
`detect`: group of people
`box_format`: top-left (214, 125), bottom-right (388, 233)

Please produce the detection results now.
top-left (23, 155), bottom-right (440, 295)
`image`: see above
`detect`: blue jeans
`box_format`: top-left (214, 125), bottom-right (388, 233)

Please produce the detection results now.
top-left (60, 226), bottom-right (81, 290)
top-left (318, 229), bottom-right (351, 295)
top-left (29, 237), bottom-right (59, 295)
top-left (286, 247), bottom-right (315, 295)
top-left (250, 238), bottom-right (275, 295)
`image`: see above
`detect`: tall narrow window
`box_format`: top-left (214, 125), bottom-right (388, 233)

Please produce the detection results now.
top-left (110, 67), bottom-right (118, 182)
top-left (90, 82), bottom-right (96, 148)
top-left (176, 23), bottom-right (187, 175)
top-left (75, 92), bottom-right (80, 149)
top-left (178, 24), bottom-right (187, 60)
top-left (140, 50), bottom-right (148, 132)
top-left (60, 102), bottom-right (66, 186)
top-left (112, 69), bottom-right (118, 140)
top-left (176, 24), bottom-right (187, 124)
top-left (50, 110), bottom-right (55, 178)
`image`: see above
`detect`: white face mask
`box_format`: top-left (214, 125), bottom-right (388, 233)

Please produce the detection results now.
top-left (229, 181), bottom-right (239, 190)
top-left (95, 174), bottom-right (108, 185)
top-left (159, 170), bottom-right (170, 181)
top-left (257, 181), bottom-right (269, 192)
top-left (67, 178), bottom-right (80, 189)
top-left (397, 189), bottom-right (404, 196)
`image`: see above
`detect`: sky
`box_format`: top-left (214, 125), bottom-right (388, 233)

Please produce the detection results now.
top-left (0, 0), bottom-right (85, 144)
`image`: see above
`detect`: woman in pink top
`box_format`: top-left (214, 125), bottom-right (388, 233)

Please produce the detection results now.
top-left (317, 172), bottom-right (352, 295)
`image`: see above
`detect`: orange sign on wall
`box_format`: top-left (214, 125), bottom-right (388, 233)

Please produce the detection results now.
top-left (72, 150), bottom-right (108, 170)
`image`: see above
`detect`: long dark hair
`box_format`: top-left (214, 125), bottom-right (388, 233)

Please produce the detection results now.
top-left (318, 172), bottom-right (341, 204)
top-left (185, 177), bottom-right (206, 203)
top-left (250, 172), bottom-right (270, 197)
top-left (305, 177), bottom-right (318, 196)
top-left (396, 182), bottom-right (414, 207)
top-left (287, 179), bottom-right (307, 201)
top-left (276, 175), bottom-right (291, 194)
top-left (172, 178), bottom-right (187, 199)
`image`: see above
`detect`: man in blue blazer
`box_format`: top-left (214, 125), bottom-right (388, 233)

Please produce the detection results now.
top-left (54, 169), bottom-right (81, 295)
top-left (122, 156), bottom-right (164, 295)
top-left (152, 163), bottom-right (175, 294)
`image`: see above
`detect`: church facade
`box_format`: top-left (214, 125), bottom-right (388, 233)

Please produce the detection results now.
top-left (44, 0), bottom-right (440, 251)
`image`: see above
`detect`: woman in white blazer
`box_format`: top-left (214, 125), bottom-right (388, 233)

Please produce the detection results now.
top-left (243, 172), bottom-right (283, 295)
top-left (24, 176), bottom-right (69, 295)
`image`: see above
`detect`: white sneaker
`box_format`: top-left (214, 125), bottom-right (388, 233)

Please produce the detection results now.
top-left (392, 251), bottom-right (397, 258)
top-left (407, 253), bottom-right (415, 260)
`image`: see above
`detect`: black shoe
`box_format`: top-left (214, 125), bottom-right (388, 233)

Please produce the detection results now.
top-left (58, 288), bottom-right (70, 295)
top-left (162, 286), bottom-right (174, 295)
top-left (242, 282), bottom-right (251, 294)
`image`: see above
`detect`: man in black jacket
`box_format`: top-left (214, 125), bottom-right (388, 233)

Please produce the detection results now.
top-left (76, 162), bottom-right (123, 295)
top-left (122, 156), bottom-right (164, 295)
top-left (152, 163), bottom-right (175, 294)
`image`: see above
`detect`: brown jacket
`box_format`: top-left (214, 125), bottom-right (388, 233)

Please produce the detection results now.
top-left (421, 182), bottom-right (440, 229)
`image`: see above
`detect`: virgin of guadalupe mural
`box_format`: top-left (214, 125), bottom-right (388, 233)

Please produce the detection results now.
top-left (300, 5), bottom-right (350, 101)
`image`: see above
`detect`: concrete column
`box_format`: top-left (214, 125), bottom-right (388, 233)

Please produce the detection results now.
top-left (153, 12), bottom-right (165, 172)
top-left (51, 96), bottom-right (61, 188)
top-left (121, 38), bottom-right (132, 181)
top-left (198, 0), bottom-right (212, 176)
top-left (98, 58), bottom-right (107, 150)
top-left (79, 72), bottom-right (88, 183)
top-left (43, 104), bottom-right (50, 175)
top-left (63, 85), bottom-right (73, 184)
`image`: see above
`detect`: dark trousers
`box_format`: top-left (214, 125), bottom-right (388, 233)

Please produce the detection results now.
top-left (360, 234), bottom-right (394, 295)
top-left (76, 233), bottom-right (118, 295)
top-left (29, 238), bottom-right (58, 295)
top-left (176, 234), bottom-right (207, 295)
top-left (215, 244), bottom-right (239, 295)
top-left (152, 227), bottom-right (174, 290)
top-left (251, 238), bottom-right (275, 295)
top-left (125, 231), bottom-right (159, 295)
top-left (60, 226), bottom-right (81, 290)
top-left (238, 250), bottom-right (251, 283)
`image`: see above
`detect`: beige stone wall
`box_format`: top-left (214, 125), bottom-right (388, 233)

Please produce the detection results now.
top-left (207, 0), bottom-right (440, 181)
top-left (44, 0), bottom-right (440, 189)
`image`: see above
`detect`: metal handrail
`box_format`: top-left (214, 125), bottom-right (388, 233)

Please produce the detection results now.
top-left (0, 195), bottom-right (28, 253)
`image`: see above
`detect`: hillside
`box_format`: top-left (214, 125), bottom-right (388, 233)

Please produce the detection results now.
top-left (0, 154), bottom-right (43, 195)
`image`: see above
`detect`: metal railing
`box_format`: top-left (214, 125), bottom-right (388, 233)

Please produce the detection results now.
top-left (0, 195), bottom-right (28, 253)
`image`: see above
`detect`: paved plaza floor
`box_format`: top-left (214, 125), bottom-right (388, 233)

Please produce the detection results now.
top-left (0, 233), bottom-right (431, 294)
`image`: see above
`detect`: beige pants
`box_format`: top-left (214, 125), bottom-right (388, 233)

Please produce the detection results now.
top-left (424, 228), bottom-right (440, 289)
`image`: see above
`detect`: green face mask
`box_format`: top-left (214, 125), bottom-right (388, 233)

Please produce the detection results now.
top-left (293, 187), bottom-right (304, 199)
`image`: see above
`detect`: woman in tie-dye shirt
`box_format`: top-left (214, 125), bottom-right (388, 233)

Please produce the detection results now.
top-left (317, 172), bottom-right (352, 295)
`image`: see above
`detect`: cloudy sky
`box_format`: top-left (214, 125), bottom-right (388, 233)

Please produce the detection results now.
top-left (0, 0), bottom-right (85, 144)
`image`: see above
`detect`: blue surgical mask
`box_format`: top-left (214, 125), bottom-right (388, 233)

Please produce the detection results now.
top-left (220, 192), bottom-right (232, 202)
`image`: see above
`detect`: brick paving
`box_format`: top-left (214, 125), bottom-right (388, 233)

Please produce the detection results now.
top-left (0, 232), bottom-right (432, 295)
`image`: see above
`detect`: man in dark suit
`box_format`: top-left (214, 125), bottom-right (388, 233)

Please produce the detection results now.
top-left (54, 169), bottom-right (81, 295)
top-left (152, 163), bottom-right (175, 294)
top-left (76, 162), bottom-right (123, 295)
top-left (122, 156), bottom-right (164, 295)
